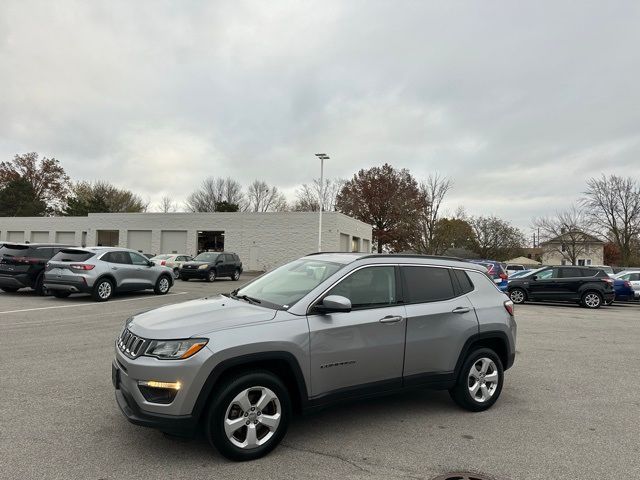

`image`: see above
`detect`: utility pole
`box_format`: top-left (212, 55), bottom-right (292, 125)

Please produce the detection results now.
top-left (315, 153), bottom-right (330, 251)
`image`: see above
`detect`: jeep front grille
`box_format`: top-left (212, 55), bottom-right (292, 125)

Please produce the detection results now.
top-left (118, 328), bottom-right (148, 359)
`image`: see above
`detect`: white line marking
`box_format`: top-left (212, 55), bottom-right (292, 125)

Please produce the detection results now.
top-left (0, 292), bottom-right (189, 315)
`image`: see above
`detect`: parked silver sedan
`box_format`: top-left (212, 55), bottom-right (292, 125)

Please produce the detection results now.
top-left (150, 254), bottom-right (193, 279)
top-left (44, 247), bottom-right (174, 301)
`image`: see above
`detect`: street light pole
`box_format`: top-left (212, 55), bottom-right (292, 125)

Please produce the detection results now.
top-left (315, 153), bottom-right (329, 252)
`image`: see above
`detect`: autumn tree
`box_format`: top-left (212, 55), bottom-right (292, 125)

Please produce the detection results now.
top-left (582, 175), bottom-right (640, 266)
top-left (430, 217), bottom-right (478, 255)
top-left (469, 215), bottom-right (526, 260)
top-left (412, 174), bottom-right (452, 253)
top-left (185, 177), bottom-right (245, 212)
top-left (533, 206), bottom-right (592, 265)
top-left (0, 152), bottom-right (70, 214)
top-left (246, 180), bottom-right (288, 212)
top-left (292, 178), bottom-right (345, 212)
top-left (0, 178), bottom-right (48, 216)
top-left (63, 181), bottom-right (148, 216)
top-left (336, 164), bottom-right (424, 253)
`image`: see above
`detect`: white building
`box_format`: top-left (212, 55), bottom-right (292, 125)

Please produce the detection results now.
top-left (0, 212), bottom-right (372, 271)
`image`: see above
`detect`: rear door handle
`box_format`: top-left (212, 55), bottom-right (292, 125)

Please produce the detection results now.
top-left (452, 306), bottom-right (471, 314)
top-left (379, 315), bottom-right (403, 324)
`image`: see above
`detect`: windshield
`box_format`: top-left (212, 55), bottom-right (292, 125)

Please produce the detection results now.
top-left (152, 254), bottom-right (171, 260)
top-left (194, 252), bottom-right (219, 262)
top-left (235, 258), bottom-right (344, 309)
top-left (0, 244), bottom-right (31, 257)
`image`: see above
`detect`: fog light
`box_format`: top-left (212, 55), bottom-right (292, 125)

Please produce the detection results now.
top-left (138, 380), bottom-right (181, 390)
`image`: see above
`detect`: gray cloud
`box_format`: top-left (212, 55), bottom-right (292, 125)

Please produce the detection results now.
top-left (1, 0), bottom-right (639, 232)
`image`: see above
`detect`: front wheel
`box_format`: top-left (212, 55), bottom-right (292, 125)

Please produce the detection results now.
top-left (154, 275), bottom-right (171, 295)
top-left (207, 371), bottom-right (291, 461)
top-left (206, 269), bottom-right (217, 282)
top-left (581, 291), bottom-right (602, 309)
top-left (231, 269), bottom-right (241, 281)
top-left (509, 288), bottom-right (526, 304)
top-left (449, 348), bottom-right (504, 412)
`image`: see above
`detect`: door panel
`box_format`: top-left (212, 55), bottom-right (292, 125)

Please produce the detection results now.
top-left (129, 252), bottom-right (155, 287)
top-left (307, 265), bottom-right (405, 396)
top-left (403, 296), bottom-right (477, 376)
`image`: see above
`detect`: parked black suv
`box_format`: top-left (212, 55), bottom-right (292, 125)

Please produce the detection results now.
top-left (507, 266), bottom-right (614, 309)
top-left (179, 251), bottom-right (243, 282)
top-left (0, 243), bottom-right (73, 295)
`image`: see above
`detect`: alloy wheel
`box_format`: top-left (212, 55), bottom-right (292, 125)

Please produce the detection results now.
top-left (468, 358), bottom-right (499, 403)
top-left (98, 281), bottom-right (112, 299)
top-left (159, 277), bottom-right (170, 293)
top-left (509, 289), bottom-right (525, 304)
top-left (584, 293), bottom-right (601, 308)
top-left (223, 386), bottom-right (281, 449)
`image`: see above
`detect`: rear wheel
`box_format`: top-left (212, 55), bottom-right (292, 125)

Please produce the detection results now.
top-left (581, 291), bottom-right (602, 309)
top-left (509, 288), bottom-right (526, 304)
top-left (449, 348), bottom-right (504, 412)
top-left (173, 268), bottom-right (180, 279)
top-left (92, 278), bottom-right (114, 302)
top-left (52, 291), bottom-right (71, 298)
top-left (207, 269), bottom-right (217, 282)
top-left (207, 371), bottom-right (291, 461)
top-left (231, 269), bottom-right (241, 281)
top-left (0, 287), bottom-right (19, 293)
top-left (34, 273), bottom-right (46, 296)
top-left (154, 275), bottom-right (171, 295)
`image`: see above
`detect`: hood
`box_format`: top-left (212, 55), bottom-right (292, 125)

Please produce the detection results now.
top-left (128, 295), bottom-right (278, 339)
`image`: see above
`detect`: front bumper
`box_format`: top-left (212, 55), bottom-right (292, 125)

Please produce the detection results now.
top-left (179, 268), bottom-right (208, 279)
top-left (0, 274), bottom-right (29, 289)
top-left (113, 362), bottom-right (197, 436)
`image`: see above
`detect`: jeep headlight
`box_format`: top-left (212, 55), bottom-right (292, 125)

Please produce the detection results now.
top-left (145, 339), bottom-right (208, 360)
top-left (198, 264), bottom-right (208, 270)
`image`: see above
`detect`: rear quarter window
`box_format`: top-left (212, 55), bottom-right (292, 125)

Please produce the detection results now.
top-left (402, 266), bottom-right (455, 303)
top-left (453, 269), bottom-right (475, 295)
top-left (51, 249), bottom-right (96, 262)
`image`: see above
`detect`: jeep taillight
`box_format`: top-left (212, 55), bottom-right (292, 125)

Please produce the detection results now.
top-left (70, 264), bottom-right (95, 270)
top-left (504, 300), bottom-right (514, 316)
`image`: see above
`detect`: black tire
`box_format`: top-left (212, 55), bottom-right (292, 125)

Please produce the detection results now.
top-left (181, 277), bottom-right (189, 281)
top-left (206, 269), bottom-right (217, 283)
top-left (173, 268), bottom-right (180, 279)
top-left (52, 291), bottom-right (71, 298)
top-left (449, 348), bottom-right (504, 412)
top-left (206, 371), bottom-right (292, 461)
top-left (508, 288), bottom-right (526, 304)
top-left (581, 291), bottom-right (602, 309)
top-left (92, 278), bottom-right (114, 302)
top-left (34, 273), bottom-right (46, 296)
top-left (154, 275), bottom-right (172, 295)
top-left (0, 287), bottom-right (19, 293)
top-left (231, 269), bottom-right (241, 281)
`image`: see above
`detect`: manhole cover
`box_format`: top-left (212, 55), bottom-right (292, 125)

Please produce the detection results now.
top-left (431, 473), bottom-right (506, 480)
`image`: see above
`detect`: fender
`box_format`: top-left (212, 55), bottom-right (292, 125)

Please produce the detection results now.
top-left (454, 331), bottom-right (514, 375)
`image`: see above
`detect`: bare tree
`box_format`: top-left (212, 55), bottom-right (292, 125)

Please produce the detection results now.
top-left (292, 178), bottom-right (345, 212)
top-left (469, 215), bottom-right (526, 260)
top-left (158, 196), bottom-right (177, 213)
top-left (582, 174), bottom-right (640, 266)
top-left (185, 177), bottom-right (245, 212)
top-left (533, 206), bottom-right (592, 265)
top-left (247, 180), bottom-right (288, 212)
top-left (412, 174), bottom-right (453, 254)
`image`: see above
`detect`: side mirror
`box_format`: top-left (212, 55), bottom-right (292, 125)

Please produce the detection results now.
top-left (315, 295), bottom-right (352, 314)
top-left (147, 261), bottom-right (154, 267)
top-left (531, 275), bottom-right (538, 281)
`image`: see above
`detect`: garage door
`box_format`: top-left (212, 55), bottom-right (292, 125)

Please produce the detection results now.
top-left (127, 230), bottom-right (152, 254)
top-left (7, 231), bottom-right (25, 243)
top-left (31, 231), bottom-right (50, 243)
top-left (161, 231), bottom-right (187, 254)
top-left (56, 231), bottom-right (76, 244)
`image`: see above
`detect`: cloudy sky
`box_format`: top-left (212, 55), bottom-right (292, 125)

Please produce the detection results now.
top-left (1, 1), bottom-right (639, 233)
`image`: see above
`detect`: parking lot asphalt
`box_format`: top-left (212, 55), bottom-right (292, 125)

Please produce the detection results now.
top-left (1, 278), bottom-right (639, 480)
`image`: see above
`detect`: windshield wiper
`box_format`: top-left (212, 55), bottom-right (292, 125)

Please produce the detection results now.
top-left (230, 292), bottom-right (262, 304)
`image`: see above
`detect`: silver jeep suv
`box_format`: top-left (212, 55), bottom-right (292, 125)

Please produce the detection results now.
top-left (45, 247), bottom-right (174, 301)
top-left (113, 253), bottom-right (516, 461)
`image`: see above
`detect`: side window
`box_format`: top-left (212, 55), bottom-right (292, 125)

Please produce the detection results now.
top-left (631, 273), bottom-right (640, 281)
top-left (536, 268), bottom-right (556, 279)
top-left (101, 252), bottom-right (113, 263)
top-left (581, 269), bottom-right (596, 277)
top-left (176, 256), bottom-right (186, 262)
top-left (129, 252), bottom-right (149, 265)
top-left (326, 266), bottom-right (396, 309)
top-left (559, 268), bottom-right (578, 278)
top-left (234, 254), bottom-right (240, 262)
top-left (453, 269), bottom-right (474, 295)
top-left (402, 266), bottom-right (455, 303)
top-left (224, 254), bottom-right (232, 263)
top-left (106, 251), bottom-right (132, 264)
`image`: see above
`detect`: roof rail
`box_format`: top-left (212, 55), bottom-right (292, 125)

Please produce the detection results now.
top-left (304, 251), bottom-right (364, 256)
top-left (305, 251), bottom-right (468, 262)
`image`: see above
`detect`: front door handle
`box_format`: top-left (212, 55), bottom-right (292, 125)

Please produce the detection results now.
top-left (452, 306), bottom-right (471, 314)
top-left (379, 315), bottom-right (403, 324)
